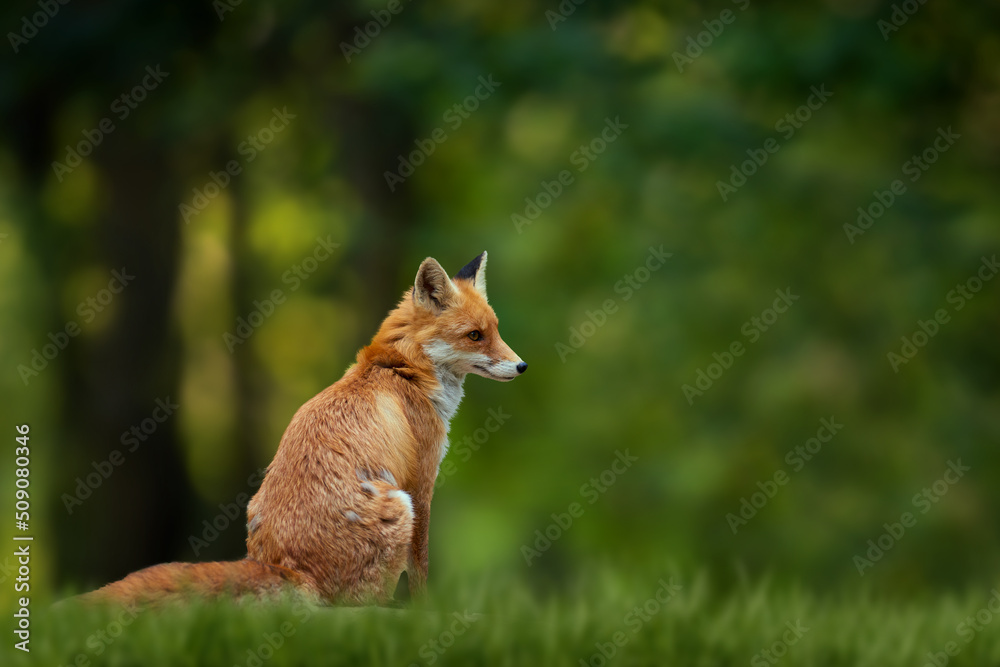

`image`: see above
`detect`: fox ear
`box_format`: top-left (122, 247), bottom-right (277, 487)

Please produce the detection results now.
top-left (414, 258), bottom-right (457, 314)
top-left (453, 251), bottom-right (487, 298)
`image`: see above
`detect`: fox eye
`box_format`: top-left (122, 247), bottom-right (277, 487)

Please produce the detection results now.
top-left (468, 330), bottom-right (482, 341)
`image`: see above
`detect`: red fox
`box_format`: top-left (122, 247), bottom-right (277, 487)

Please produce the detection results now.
top-left (79, 252), bottom-right (526, 606)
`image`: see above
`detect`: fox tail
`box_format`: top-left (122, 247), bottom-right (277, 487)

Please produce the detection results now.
top-left (74, 559), bottom-right (307, 607)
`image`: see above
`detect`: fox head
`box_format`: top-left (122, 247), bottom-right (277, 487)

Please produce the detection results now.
top-left (389, 251), bottom-right (526, 382)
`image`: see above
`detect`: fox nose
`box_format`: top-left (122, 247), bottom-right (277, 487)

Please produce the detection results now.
top-left (516, 361), bottom-right (528, 374)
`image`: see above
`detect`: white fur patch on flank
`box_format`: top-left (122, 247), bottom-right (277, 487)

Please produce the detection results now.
top-left (344, 510), bottom-right (361, 523)
top-left (388, 489), bottom-right (414, 518)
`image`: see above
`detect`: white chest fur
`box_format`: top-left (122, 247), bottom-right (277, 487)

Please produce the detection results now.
top-left (422, 341), bottom-right (468, 463)
top-left (430, 368), bottom-right (464, 424)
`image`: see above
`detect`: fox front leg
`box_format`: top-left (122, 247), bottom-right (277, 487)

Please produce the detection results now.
top-left (407, 495), bottom-right (431, 597)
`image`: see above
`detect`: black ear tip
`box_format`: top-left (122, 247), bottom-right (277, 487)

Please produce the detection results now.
top-left (454, 252), bottom-right (486, 281)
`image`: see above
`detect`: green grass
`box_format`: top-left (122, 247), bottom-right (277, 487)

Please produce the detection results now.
top-left (10, 568), bottom-right (1000, 666)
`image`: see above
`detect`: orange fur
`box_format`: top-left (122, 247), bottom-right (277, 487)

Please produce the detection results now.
top-left (75, 252), bottom-right (525, 607)
top-left (75, 560), bottom-right (306, 607)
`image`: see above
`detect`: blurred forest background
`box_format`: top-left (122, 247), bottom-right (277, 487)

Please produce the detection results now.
top-left (0, 0), bottom-right (998, 605)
